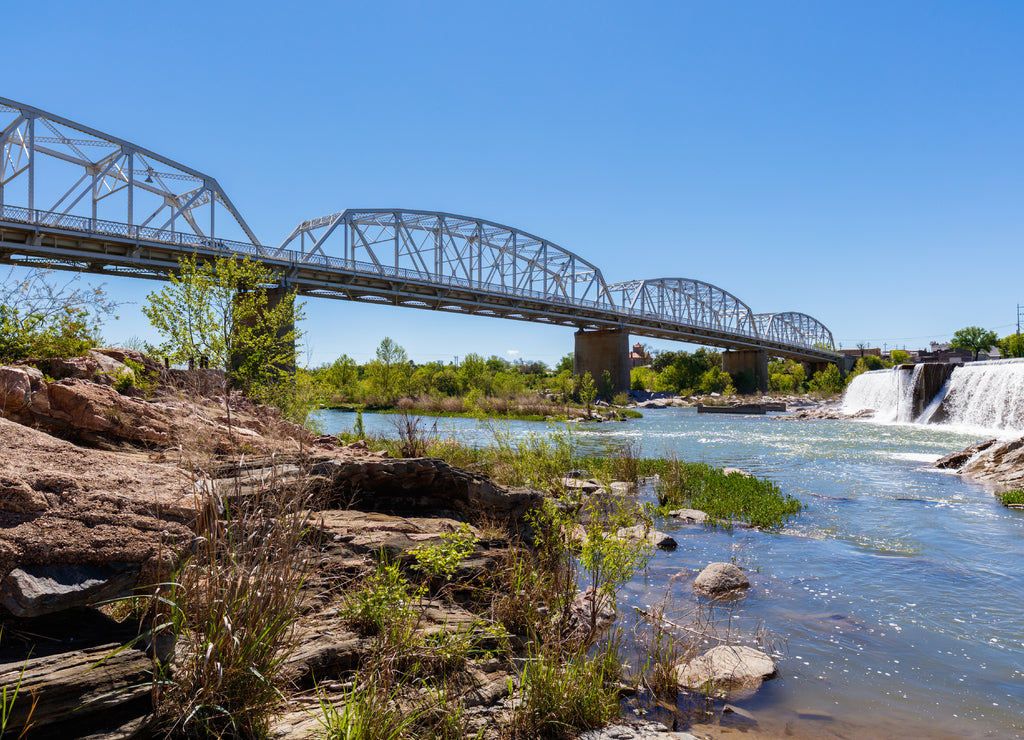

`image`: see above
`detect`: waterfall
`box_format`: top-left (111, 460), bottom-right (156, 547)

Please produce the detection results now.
top-left (933, 359), bottom-right (1024, 433)
top-left (841, 369), bottom-right (902, 422)
top-left (841, 359), bottom-right (1024, 434)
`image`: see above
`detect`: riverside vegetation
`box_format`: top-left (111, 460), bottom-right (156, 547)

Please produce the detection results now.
top-left (0, 365), bottom-right (801, 738)
top-left (0, 263), bottom-right (806, 738)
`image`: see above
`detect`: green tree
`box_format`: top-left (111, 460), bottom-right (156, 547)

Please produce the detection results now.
top-left (630, 366), bottom-right (657, 392)
top-left (578, 372), bottom-right (597, 415)
top-left (321, 354), bottom-right (359, 397)
top-left (809, 363), bottom-right (844, 394)
top-left (1000, 333), bottom-right (1024, 358)
top-left (0, 268), bottom-right (118, 362)
top-left (697, 366), bottom-right (736, 395)
top-left (949, 326), bottom-right (999, 361)
top-left (458, 352), bottom-right (490, 394)
top-left (366, 337), bottom-right (410, 403)
top-left (555, 353), bottom-right (574, 374)
top-left (144, 255), bottom-right (301, 432)
top-left (890, 349), bottom-right (911, 364)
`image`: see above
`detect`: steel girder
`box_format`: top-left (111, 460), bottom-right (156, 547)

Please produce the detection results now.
top-left (606, 278), bottom-right (758, 339)
top-left (274, 209), bottom-right (614, 308)
top-left (0, 97), bottom-right (259, 246)
top-left (755, 312), bottom-right (835, 350)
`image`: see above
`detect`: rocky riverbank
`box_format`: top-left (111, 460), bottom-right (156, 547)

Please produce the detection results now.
top-left (2, 350), bottom-right (785, 739)
top-left (934, 435), bottom-right (1024, 490)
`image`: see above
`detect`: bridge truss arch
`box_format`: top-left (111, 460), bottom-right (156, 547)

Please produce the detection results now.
top-left (606, 278), bottom-right (759, 339)
top-left (275, 209), bottom-right (614, 308)
top-left (755, 311), bottom-right (835, 351)
top-left (0, 97), bottom-right (259, 249)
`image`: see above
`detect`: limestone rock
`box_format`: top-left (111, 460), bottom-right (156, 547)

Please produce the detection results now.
top-left (693, 562), bottom-right (750, 595)
top-left (675, 644), bottom-right (777, 694)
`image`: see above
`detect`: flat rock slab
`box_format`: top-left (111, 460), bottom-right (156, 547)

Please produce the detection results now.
top-left (675, 644), bottom-right (777, 694)
top-left (694, 562), bottom-right (750, 595)
top-left (0, 607), bottom-right (157, 736)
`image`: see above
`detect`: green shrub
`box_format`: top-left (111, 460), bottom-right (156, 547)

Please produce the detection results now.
top-left (340, 556), bottom-right (418, 636)
top-left (998, 489), bottom-right (1024, 507)
top-left (411, 523), bottom-right (477, 582)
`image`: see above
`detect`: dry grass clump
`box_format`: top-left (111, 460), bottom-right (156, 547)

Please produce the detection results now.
top-left (148, 447), bottom-right (313, 738)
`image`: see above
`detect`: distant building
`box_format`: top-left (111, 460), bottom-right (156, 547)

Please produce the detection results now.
top-left (628, 342), bottom-right (651, 369)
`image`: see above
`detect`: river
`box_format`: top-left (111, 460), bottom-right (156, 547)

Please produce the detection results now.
top-left (317, 407), bottom-right (1024, 739)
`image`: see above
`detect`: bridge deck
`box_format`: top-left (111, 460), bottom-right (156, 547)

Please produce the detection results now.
top-left (0, 206), bottom-right (839, 363)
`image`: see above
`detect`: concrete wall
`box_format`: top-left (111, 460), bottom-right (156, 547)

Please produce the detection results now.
top-left (574, 329), bottom-right (630, 394)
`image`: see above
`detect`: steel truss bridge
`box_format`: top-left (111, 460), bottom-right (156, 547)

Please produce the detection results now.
top-left (0, 97), bottom-right (839, 364)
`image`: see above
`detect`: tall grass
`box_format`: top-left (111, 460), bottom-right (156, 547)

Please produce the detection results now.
top-left (504, 640), bottom-right (622, 739)
top-left (151, 463), bottom-right (311, 738)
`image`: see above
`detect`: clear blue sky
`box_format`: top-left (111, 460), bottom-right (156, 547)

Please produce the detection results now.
top-left (5, 1), bottom-right (1023, 366)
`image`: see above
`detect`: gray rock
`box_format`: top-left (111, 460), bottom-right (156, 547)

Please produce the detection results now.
top-left (667, 508), bottom-right (707, 524)
top-left (1, 562), bottom-right (140, 617)
top-left (616, 524), bottom-right (677, 550)
top-left (693, 562), bottom-right (750, 595)
top-left (675, 644), bottom-right (777, 694)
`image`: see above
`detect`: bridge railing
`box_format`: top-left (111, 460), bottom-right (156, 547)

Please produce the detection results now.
top-left (0, 206), bottom-right (829, 352)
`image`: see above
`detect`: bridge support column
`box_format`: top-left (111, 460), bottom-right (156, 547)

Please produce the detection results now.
top-left (723, 349), bottom-right (768, 393)
top-left (231, 285), bottom-right (296, 385)
top-left (265, 286), bottom-right (297, 374)
top-left (574, 328), bottom-right (630, 395)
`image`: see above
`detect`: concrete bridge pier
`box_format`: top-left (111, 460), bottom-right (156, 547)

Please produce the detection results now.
top-left (723, 349), bottom-right (768, 392)
top-left (574, 328), bottom-right (630, 394)
top-left (266, 285), bottom-right (297, 374)
top-left (231, 285), bottom-right (296, 381)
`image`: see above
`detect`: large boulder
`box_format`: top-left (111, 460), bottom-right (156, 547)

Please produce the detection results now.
top-left (675, 644), bottom-right (777, 694)
top-left (693, 562), bottom-right (750, 595)
top-left (0, 357), bottom-right (314, 452)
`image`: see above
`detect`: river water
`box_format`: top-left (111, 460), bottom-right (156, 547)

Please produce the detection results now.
top-left (318, 408), bottom-right (1024, 738)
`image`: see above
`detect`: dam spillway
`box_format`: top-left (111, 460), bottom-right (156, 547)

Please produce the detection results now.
top-left (841, 358), bottom-right (1024, 434)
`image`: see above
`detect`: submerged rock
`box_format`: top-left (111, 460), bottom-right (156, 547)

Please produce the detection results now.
top-left (693, 562), bottom-right (750, 595)
top-left (675, 644), bottom-right (777, 694)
